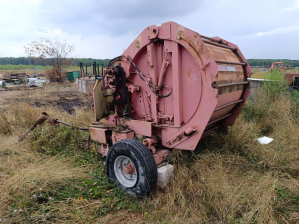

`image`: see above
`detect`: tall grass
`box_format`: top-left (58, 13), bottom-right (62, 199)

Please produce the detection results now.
top-left (0, 80), bottom-right (298, 223)
top-left (251, 67), bottom-right (299, 79)
top-left (142, 73), bottom-right (299, 223)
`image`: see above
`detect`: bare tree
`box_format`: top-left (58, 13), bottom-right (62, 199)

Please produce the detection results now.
top-left (25, 38), bottom-right (75, 82)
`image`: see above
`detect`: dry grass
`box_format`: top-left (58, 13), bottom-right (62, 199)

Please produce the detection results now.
top-left (0, 146), bottom-right (92, 207)
top-left (0, 102), bottom-right (93, 136)
top-left (0, 68), bottom-right (47, 78)
top-left (140, 109), bottom-right (298, 223)
top-left (251, 67), bottom-right (299, 79)
top-left (251, 71), bottom-right (269, 79)
top-left (0, 89), bottom-right (95, 222)
top-left (0, 81), bottom-right (299, 223)
top-left (0, 83), bottom-right (93, 130)
top-left (146, 154), bottom-right (277, 223)
top-left (140, 82), bottom-right (299, 223)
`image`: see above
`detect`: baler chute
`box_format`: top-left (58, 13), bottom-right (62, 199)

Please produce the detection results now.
top-left (89, 21), bottom-right (251, 196)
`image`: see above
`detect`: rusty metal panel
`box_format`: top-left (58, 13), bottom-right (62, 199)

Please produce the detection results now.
top-left (89, 127), bottom-right (107, 144)
top-left (124, 119), bottom-right (152, 137)
top-left (158, 23), bottom-right (171, 39)
top-left (285, 73), bottom-right (299, 85)
top-left (153, 149), bottom-right (170, 165)
top-left (112, 130), bottom-right (134, 144)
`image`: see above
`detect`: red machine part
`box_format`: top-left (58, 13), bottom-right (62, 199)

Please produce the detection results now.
top-left (89, 21), bottom-right (251, 197)
top-left (92, 21), bottom-right (250, 152)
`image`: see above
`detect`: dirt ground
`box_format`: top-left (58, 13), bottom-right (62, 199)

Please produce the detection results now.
top-left (0, 83), bottom-right (93, 114)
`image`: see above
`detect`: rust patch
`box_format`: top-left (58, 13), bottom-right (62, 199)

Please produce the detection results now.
top-left (176, 30), bottom-right (184, 40)
top-left (221, 39), bottom-right (229, 45)
top-left (183, 34), bottom-right (210, 59)
top-left (187, 68), bottom-right (192, 78)
top-left (186, 68), bottom-right (198, 83)
top-left (217, 71), bottom-right (244, 85)
top-left (177, 31), bottom-right (206, 82)
top-left (135, 36), bottom-right (141, 49)
top-left (218, 85), bottom-right (243, 95)
top-left (176, 29), bottom-right (215, 90)
top-left (176, 26), bottom-right (185, 40)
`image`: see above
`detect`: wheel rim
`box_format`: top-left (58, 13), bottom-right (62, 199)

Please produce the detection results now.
top-left (113, 155), bottom-right (137, 188)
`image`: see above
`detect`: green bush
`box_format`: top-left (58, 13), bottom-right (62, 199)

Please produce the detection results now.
top-left (263, 69), bottom-right (289, 99)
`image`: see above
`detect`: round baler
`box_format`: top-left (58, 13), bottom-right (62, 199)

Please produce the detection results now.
top-left (90, 21), bottom-right (251, 196)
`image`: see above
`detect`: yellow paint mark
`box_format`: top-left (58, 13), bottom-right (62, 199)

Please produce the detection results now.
top-left (135, 36), bottom-right (141, 49)
top-left (176, 26), bottom-right (185, 40)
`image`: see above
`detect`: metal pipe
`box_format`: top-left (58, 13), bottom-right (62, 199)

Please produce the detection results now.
top-left (215, 60), bottom-right (247, 66)
top-left (18, 124), bottom-right (37, 141)
top-left (55, 120), bottom-right (72, 126)
top-left (80, 62), bottom-right (84, 77)
top-left (217, 81), bottom-right (249, 88)
top-left (214, 99), bottom-right (244, 112)
top-left (156, 59), bottom-right (170, 90)
top-left (201, 35), bottom-right (221, 43)
top-left (184, 126), bottom-right (197, 136)
top-left (19, 112), bottom-right (49, 141)
top-left (207, 113), bottom-right (232, 126)
top-left (51, 118), bottom-right (89, 131)
top-left (203, 39), bottom-right (237, 51)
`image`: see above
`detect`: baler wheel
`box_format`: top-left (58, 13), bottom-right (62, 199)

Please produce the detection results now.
top-left (106, 139), bottom-right (157, 197)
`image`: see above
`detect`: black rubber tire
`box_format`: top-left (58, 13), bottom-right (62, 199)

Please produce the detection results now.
top-left (106, 139), bottom-right (157, 197)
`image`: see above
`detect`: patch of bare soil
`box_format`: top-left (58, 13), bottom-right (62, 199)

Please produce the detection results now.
top-left (0, 89), bottom-right (93, 114)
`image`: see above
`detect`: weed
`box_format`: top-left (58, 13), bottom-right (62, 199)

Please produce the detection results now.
top-left (0, 79), bottom-right (299, 223)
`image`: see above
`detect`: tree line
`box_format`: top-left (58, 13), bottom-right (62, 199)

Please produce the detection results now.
top-left (247, 59), bottom-right (299, 67)
top-left (0, 57), bottom-right (111, 67)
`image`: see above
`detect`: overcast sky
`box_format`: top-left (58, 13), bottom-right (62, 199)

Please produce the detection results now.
top-left (0, 0), bottom-right (298, 59)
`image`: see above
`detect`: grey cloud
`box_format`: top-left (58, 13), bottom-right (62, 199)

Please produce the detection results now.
top-left (38, 0), bottom-right (201, 36)
top-left (187, 0), bottom-right (298, 38)
top-left (2, 0), bottom-right (299, 59)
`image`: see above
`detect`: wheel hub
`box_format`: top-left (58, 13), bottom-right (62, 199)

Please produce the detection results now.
top-left (113, 155), bottom-right (137, 188)
top-left (124, 163), bottom-right (135, 175)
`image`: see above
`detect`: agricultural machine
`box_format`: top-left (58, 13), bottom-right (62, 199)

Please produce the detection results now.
top-left (270, 62), bottom-right (299, 90)
top-left (24, 22), bottom-right (251, 196)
